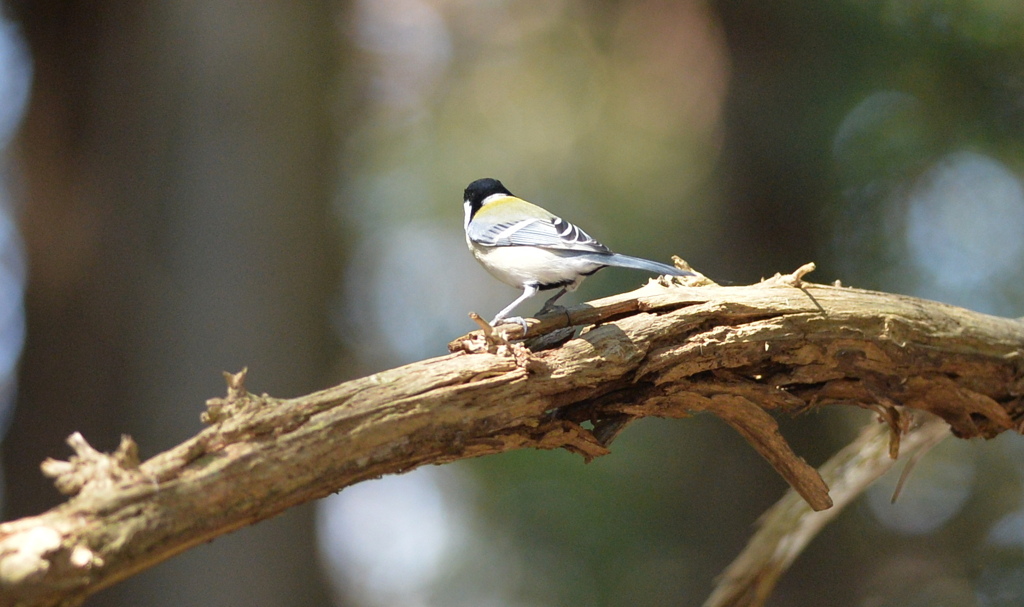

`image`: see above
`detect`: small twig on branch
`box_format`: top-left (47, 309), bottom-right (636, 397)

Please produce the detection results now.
top-left (39, 433), bottom-right (144, 497)
top-left (469, 311), bottom-right (493, 336)
top-left (762, 261), bottom-right (817, 287)
top-left (2, 263), bottom-right (1023, 607)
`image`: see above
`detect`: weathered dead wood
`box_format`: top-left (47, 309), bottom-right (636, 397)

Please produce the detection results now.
top-left (1, 265), bottom-right (1023, 606)
top-left (703, 410), bottom-right (951, 607)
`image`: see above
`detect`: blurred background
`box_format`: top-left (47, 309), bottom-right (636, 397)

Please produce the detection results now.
top-left (1, 1), bottom-right (1023, 606)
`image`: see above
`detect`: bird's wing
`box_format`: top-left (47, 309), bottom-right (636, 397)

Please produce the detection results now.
top-left (468, 216), bottom-right (612, 253)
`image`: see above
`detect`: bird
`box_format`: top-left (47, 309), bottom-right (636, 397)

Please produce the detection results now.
top-left (463, 177), bottom-right (692, 332)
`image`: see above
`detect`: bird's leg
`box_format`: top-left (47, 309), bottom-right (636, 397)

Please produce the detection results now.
top-left (490, 284), bottom-right (539, 334)
top-left (536, 287), bottom-right (568, 316)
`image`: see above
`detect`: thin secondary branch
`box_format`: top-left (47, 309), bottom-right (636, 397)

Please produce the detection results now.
top-left (703, 411), bottom-right (951, 607)
top-left (1, 264), bottom-right (1023, 607)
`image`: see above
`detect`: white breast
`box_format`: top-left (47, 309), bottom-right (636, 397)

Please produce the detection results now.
top-left (469, 241), bottom-right (604, 290)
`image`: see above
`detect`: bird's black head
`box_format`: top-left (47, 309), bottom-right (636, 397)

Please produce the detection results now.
top-left (464, 178), bottom-right (513, 215)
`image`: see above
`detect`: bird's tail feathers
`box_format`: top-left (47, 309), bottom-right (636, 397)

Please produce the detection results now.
top-left (585, 253), bottom-right (693, 276)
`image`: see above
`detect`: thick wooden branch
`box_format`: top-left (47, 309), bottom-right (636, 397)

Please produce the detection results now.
top-left (2, 265), bottom-right (1023, 606)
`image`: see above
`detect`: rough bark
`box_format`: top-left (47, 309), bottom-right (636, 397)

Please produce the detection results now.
top-left (1, 265), bottom-right (1022, 606)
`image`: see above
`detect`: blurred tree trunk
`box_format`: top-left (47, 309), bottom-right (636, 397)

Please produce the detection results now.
top-left (4, 2), bottom-right (342, 606)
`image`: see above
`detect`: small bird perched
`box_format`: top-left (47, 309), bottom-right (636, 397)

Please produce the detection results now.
top-left (463, 177), bottom-right (693, 332)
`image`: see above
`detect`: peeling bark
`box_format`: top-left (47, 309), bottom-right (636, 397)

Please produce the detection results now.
top-left (1, 266), bottom-right (1022, 606)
